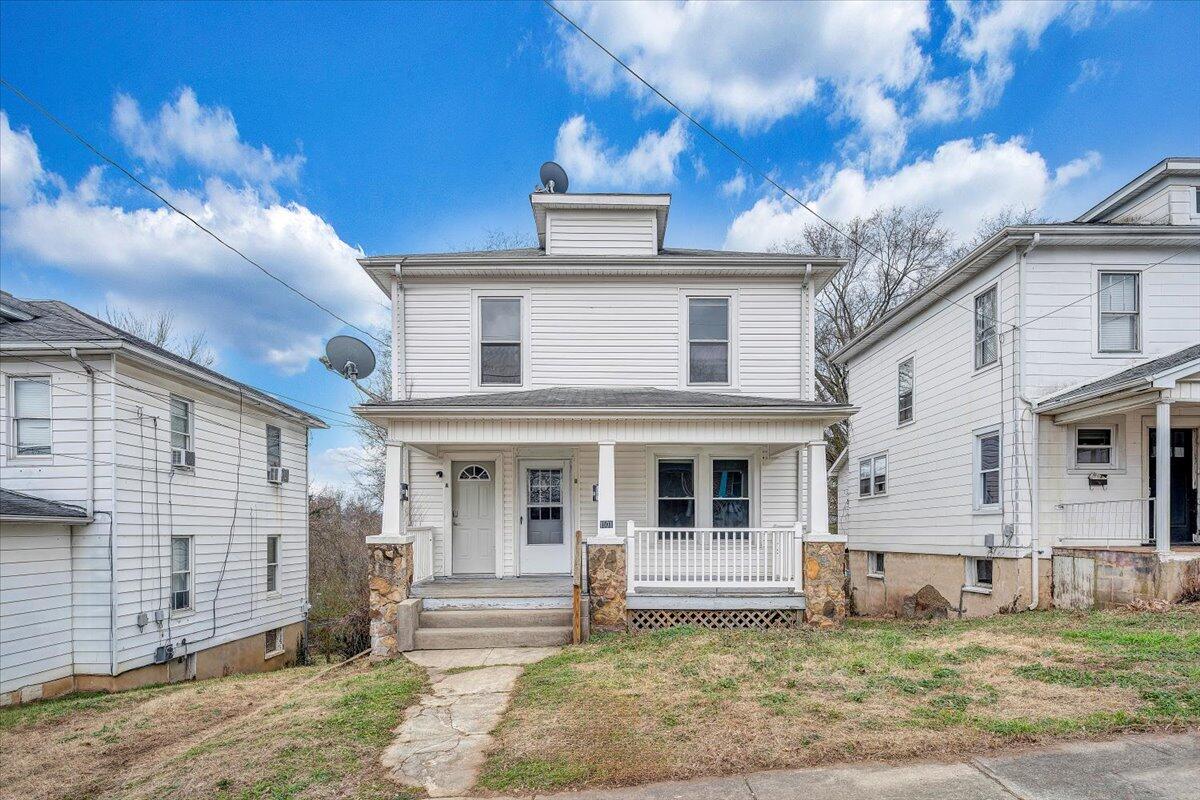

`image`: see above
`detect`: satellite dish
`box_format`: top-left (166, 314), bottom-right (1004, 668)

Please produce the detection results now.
top-left (324, 335), bottom-right (376, 381)
top-left (539, 161), bottom-right (569, 194)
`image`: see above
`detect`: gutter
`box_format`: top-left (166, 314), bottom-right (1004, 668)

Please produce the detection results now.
top-left (0, 514), bottom-right (94, 524)
top-left (352, 404), bottom-right (858, 420)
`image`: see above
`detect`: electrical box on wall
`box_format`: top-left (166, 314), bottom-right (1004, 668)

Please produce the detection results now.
top-left (1088, 472), bottom-right (1108, 488)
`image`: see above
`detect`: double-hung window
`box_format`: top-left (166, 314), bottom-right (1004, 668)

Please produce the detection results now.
top-left (712, 458), bottom-right (750, 536)
top-left (974, 286), bottom-right (998, 369)
top-left (897, 358), bottom-right (914, 425)
top-left (687, 297), bottom-right (730, 384)
top-left (171, 535), bottom-right (193, 611)
top-left (858, 454), bottom-right (887, 497)
top-left (657, 459), bottom-right (696, 531)
top-left (1098, 272), bottom-right (1139, 353)
top-left (1074, 426), bottom-right (1115, 468)
top-left (266, 424), bottom-right (282, 468)
top-left (170, 396), bottom-right (193, 451)
top-left (266, 535), bottom-right (280, 593)
top-left (11, 377), bottom-right (51, 456)
top-left (975, 430), bottom-right (1001, 510)
top-left (479, 297), bottom-right (522, 385)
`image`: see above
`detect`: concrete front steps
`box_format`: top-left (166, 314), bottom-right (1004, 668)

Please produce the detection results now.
top-left (413, 607), bottom-right (574, 650)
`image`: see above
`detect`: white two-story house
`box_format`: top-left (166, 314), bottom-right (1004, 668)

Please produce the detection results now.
top-left (833, 158), bottom-right (1200, 616)
top-left (0, 291), bottom-right (325, 704)
top-left (354, 187), bottom-right (853, 645)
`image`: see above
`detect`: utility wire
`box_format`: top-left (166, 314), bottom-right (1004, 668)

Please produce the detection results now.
top-left (0, 76), bottom-right (388, 349)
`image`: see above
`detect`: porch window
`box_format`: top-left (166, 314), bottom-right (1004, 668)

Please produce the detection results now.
top-left (858, 453), bottom-right (887, 497)
top-left (657, 459), bottom-right (695, 530)
top-left (1098, 272), bottom-right (1139, 353)
top-left (712, 458), bottom-right (750, 536)
top-left (687, 297), bottom-right (730, 384)
top-left (480, 297), bottom-right (522, 385)
top-left (975, 430), bottom-right (1001, 510)
top-left (11, 376), bottom-right (51, 456)
top-left (898, 357), bottom-right (914, 425)
top-left (967, 557), bottom-right (993, 589)
top-left (974, 286), bottom-right (998, 369)
top-left (1074, 426), bottom-right (1115, 468)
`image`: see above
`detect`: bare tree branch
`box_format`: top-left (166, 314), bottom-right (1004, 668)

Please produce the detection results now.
top-left (104, 305), bottom-right (215, 367)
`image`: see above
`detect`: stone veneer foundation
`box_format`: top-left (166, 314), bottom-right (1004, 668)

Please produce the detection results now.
top-left (586, 542), bottom-right (627, 631)
top-left (368, 539), bottom-right (414, 658)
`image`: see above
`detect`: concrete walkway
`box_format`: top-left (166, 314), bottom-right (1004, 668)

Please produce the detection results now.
top-left (519, 732), bottom-right (1199, 800)
top-left (381, 647), bottom-right (561, 797)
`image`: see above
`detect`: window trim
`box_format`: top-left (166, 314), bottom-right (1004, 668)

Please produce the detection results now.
top-left (973, 284), bottom-right (1000, 371)
top-left (169, 395), bottom-right (195, 454)
top-left (265, 534), bottom-right (281, 594)
top-left (1071, 424), bottom-right (1119, 471)
top-left (655, 456), bottom-right (698, 533)
top-left (680, 291), bottom-right (738, 388)
top-left (264, 627), bottom-right (285, 659)
top-left (471, 290), bottom-right (530, 391)
top-left (711, 457), bottom-right (752, 537)
top-left (1096, 270), bottom-right (1141, 355)
top-left (265, 424), bottom-right (282, 469)
top-left (866, 551), bottom-right (885, 579)
top-left (858, 452), bottom-right (888, 498)
top-left (897, 356), bottom-right (914, 426)
top-left (965, 556), bottom-right (994, 593)
top-left (973, 427), bottom-right (1002, 513)
top-left (649, 449), bottom-right (760, 531)
top-left (8, 375), bottom-right (53, 460)
top-left (170, 535), bottom-right (194, 613)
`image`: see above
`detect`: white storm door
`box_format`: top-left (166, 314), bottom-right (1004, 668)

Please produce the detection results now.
top-left (451, 461), bottom-right (496, 574)
top-left (519, 460), bottom-right (571, 574)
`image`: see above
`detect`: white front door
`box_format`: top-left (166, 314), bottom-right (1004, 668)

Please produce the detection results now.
top-left (519, 460), bottom-right (572, 574)
top-left (451, 461), bottom-right (496, 574)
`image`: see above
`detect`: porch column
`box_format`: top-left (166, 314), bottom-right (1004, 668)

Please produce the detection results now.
top-left (807, 441), bottom-right (830, 536)
top-left (381, 442), bottom-right (406, 538)
top-left (597, 440), bottom-right (616, 537)
top-left (1155, 400), bottom-right (1172, 556)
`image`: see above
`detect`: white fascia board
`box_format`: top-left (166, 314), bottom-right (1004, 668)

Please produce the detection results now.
top-left (0, 514), bottom-right (93, 524)
top-left (353, 404), bottom-right (857, 421)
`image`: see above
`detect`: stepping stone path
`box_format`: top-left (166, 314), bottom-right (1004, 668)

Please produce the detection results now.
top-left (382, 647), bottom-right (561, 797)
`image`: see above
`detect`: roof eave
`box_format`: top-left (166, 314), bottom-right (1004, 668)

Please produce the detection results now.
top-left (0, 513), bottom-right (93, 524)
top-left (353, 403), bottom-right (857, 420)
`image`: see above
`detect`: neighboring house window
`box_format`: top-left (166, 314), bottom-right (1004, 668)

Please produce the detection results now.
top-left (1098, 272), bottom-right (1140, 353)
top-left (1074, 426), bottom-right (1115, 468)
top-left (11, 376), bottom-right (51, 456)
top-left (897, 358), bottom-right (914, 425)
top-left (266, 535), bottom-right (280, 592)
top-left (974, 286), bottom-right (998, 369)
top-left (171, 536), bottom-right (193, 611)
top-left (266, 424), bottom-right (282, 468)
top-left (170, 396), bottom-right (193, 451)
top-left (479, 297), bottom-right (522, 385)
top-left (657, 459), bottom-right (695, 529)
top-left (265, 627), bottom-right (283, 657)
top-left (867, 551), bottom-right (885, 578)
top-left (967, 557), bottom-right (993, 590)
top-left (975, 430), bottom-right (1001, 510)
top-left (712, 458), bottom-right (750, 536)
top-left (687, 297), bottom-right (730, 384)
top-left (859, 454), bottom-right (887, 497)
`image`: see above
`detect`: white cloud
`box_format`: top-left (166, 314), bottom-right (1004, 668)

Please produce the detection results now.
top-left (1, 95), bottom-right (384, 375)
top-left (553, 114), bottom-right (689, 190)
top-left (0, 111), bottom-right (45, 207)
top-left (720, 170), bottom-right (747, 199)
top-left (113, 87), bottom-right (304, 188)
top-left (310, 444), bottom-right (365, 493)
top-left (724, 136), bottom-right (1098, 250)
top-left (1069, 58), bottom-right (1110, 92)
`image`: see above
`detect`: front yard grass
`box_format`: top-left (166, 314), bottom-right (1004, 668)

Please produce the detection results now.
top-left (0, 658), bottom-right (427, 800)
top-left (478, 607), bottom-right (1200, 793)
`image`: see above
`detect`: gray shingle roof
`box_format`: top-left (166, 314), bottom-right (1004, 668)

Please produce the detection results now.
top-left (1040, 344), bottom-right (1200, 407)
top-left (364, 386), bottom-right (848, 410)
top-left (0, 488), bottom-right (89, 520)
top-left (0, 291), bottom-right (325, 427)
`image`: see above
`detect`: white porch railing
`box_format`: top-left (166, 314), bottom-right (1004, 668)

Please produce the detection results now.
top-left (1056, 498), bottom-right (1152, 546)
top-left (410, 526), bottom-right (435, 583)
top-left (626, 521), bottom-right (803, 593)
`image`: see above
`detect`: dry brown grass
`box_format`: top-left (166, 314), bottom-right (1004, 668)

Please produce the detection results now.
top-left (0, 658), bottom-right (426, 800)
top-left (478, 607), bottom-right (1200, 794)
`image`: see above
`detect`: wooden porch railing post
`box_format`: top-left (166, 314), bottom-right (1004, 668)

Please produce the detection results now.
top-left (626, 520), bottom-right (636, 596)
top-left (793, 521), bottom-right (805, 595)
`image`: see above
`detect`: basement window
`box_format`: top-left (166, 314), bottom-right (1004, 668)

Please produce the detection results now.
top-left (867, 551), bottom-right (885, 578)
top-left (265, 628), bottom-right (284, 658)
top-left (966, 557), bottom-right (993, 592)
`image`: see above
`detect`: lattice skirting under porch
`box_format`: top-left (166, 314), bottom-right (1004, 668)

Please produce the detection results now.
top-left (628, 608), bottom-right (800, 631)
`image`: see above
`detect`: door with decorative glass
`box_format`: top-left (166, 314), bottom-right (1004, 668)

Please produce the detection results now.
top-left (519, 460), bottom-right (572, 574)
top-left (451, 461), bottom-right (496, 574)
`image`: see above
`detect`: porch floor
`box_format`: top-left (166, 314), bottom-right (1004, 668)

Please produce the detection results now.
top-left (411, 576), bottom-right (573, 599)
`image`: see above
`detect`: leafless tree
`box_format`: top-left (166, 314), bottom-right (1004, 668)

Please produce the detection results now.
top-left (953, 205), bottom-right (1048, 260)
top-left (104, 306), bottom-right (216, 367)
top-left (306, 488), bottom-right (380, 659)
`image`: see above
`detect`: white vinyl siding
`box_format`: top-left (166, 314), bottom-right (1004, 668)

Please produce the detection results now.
top-left (973, 286), bottom-right (998, 369)
top-left (897, 358), bottom-right (914, 425)
top-left (1097, 272), bottom-right (1140, 353)
top-left (10, 376), bottom-right (52, 457)
top-left (0, 524), bottom-right (74, 694)
top-left (545, 209), bottom-right (657, 256)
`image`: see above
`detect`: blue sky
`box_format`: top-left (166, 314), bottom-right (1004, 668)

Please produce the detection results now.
top-left (2, 0), bottom-right (1198, 489)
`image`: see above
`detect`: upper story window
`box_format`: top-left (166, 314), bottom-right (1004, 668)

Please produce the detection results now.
top-left (1098, 272), bottom-right (1140, 353)
top-left (973, 286), bottom-right (998, 369)
top-left (687, 297), bottom-right (730, 385)
top-left (10, 376), bottom-right (51, 456)
top-left (266, 424), bottom-right (282, 468)
top-left (170, 396), bottom-right (193, 452)
top-left (897, 358), bottom-right (914, 425)
top-left (859, 453), bottom-right (887, 497)
top-left (479, 297), bottom-right (522, 385)
top-left (974, 429), bottom-right (1001, 511)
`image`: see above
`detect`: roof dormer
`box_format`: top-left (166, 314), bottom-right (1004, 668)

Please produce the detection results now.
top-left (530, 193), bottom-right (671, 256)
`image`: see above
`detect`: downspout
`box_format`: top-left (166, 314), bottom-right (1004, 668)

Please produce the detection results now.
top-left (108, 353), bottom-right (119, 676)
top-left (1017, 233), bottom-right (1041, 610)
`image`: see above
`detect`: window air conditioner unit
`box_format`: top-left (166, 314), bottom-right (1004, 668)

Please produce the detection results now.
top-left (172, 448), bottom-right (196, 469)
top-left (267, 466), bottom-right (290, 485)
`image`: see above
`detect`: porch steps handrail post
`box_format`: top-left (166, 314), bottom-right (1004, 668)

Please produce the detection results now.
top-left (793, 521), bottom-right (804, 595)
top-left (626, 519), bottom-right (636, 596)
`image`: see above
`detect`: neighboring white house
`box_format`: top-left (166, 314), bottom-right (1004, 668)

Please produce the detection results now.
top-left (832, 158), bottom-right (1200, 616)
top-left (354, 187), bottom-right (853, 645)
top-left (0, 291), bottom-right (326, 704)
